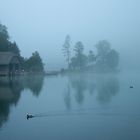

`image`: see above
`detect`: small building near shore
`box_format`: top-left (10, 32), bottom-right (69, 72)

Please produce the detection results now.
top-left (0, 52), bottom-right (21, 76)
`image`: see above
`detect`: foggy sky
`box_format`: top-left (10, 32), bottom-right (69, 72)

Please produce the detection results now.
top-left (0, 0), bottom-right (140, 71)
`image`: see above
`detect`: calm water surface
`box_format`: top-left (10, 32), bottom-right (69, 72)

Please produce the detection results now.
top-left (0, 72), bottom-right (140, 140)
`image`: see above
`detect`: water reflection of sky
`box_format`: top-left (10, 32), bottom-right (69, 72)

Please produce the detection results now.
top-left (0, 73), bottom-right (140, 140)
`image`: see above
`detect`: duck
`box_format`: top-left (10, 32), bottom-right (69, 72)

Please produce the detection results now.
top-left (27, 113), bottom-right (34, 120)
top-left (130, 86), bottom-right (133, 88)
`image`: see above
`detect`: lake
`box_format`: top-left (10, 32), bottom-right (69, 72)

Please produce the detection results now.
top-left (0, 72), bottom-right (140, 140)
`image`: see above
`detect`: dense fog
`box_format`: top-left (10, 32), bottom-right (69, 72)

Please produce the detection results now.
top-left (0, 0), bottom-right (140, 71)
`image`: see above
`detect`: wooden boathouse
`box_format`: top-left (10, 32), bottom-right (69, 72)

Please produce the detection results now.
top-left (0, 52), bottom-right (21, 76)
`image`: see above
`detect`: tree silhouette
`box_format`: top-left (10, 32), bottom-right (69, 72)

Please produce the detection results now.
top-left (70, 41), bottom-right (87, 70)
top-left (95, 40), bottom-right (119, 71)
top-left (62, 35), bottom-right (71, 69)
top-left (0, 23), bottom-right (20, 55)
top-left (24, 51), bottom-right (44, 73)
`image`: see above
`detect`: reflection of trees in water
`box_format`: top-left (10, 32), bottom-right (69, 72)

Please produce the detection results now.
top-left (64, 73), bottom-right (119, 107)
top-left (0, 75), bottom-right (44, 128)
top-left (64, 74), bottom-right (96, 109)
top-left (87, 76), bottom-right (96, 95)
top-left (0, 101), bottom-right (10, 128)
top-left (24, 75), bottom-right (44, 97)
top-left (96, 75), bottom-right (119, 104)
top-left (70, 74), bottom-right (88, 105)
top-left (64, 83), bottom-right (71, 110)
top-left (0, 77), bottom-right (24, 128)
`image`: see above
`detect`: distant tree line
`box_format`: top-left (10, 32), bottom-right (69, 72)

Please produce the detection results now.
top-left (62, 35), bottom-right (119, 72)
top-left (0, 23), bottom-right (44, 73)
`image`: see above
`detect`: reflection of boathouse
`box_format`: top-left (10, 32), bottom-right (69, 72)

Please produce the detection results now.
top-left (0, 77), bottom-right (23, 128)
top-left (0, 52), bottom-right (21, 76)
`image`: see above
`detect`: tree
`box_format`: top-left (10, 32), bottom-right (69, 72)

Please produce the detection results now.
top-left (0, 23), bottom-right (9, 40)
top-left (9, 42), bottom-right (20, 55)
top-left (74, 41), bottom-right (84, 56)
top-left (95, 40), bottom-right (119, 71)
top-left (70, 57), bottom-right (77, 69)
top-left (0, 23), bottom-right (20, 55)
top-left (70, 41), bottom-right (87, 70)
top-left (0, 23), bottom-right (46, 73)
top-left (106, 49), bottom-right (119, 70)
top-left (62, 35), bottom-right (71, 68)
top-left (24, 51), bottom-right (44, 73)
top-left (95, 40), bottom-right (110, 65)
top-left (0, 23), bottom-right (10, 51)
top-left (88, 50), bottom-right (96, 64)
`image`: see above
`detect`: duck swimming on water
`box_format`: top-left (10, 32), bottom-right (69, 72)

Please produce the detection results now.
top-left (27, 113), bottom-right (34, 120)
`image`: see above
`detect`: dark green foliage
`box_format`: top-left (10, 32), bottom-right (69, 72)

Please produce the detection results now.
top-left (0, 23), bottom-right (9, 40)
top-left (0, 23), bottom-right (44, 73)
top-left (24, 51), bottom-right (44, 73)
top-left (0, 23), bottom-right (20, 55)
top-left (8, 42), bottom-right (20, 55)
top-left (0, 23), bottom-right (10, 52)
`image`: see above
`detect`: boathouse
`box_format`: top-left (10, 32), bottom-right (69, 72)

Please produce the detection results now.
top-left (0, 52), bottom-right (21, 76)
